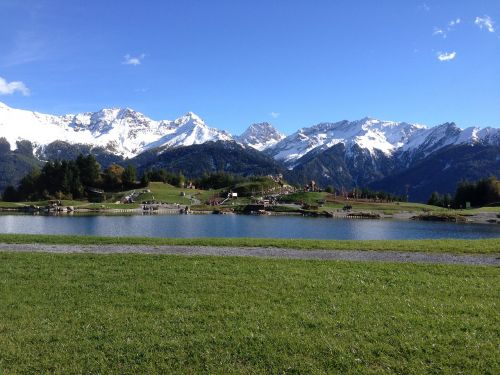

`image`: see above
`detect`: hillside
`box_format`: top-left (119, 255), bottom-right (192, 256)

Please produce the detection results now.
top-left (369, 144), bottom-right (500, 201)
top-left (132, 141), bottom-right (283, 178)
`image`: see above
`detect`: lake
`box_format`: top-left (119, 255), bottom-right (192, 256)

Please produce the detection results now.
top-left (0, 214), bottom-right (499, 240)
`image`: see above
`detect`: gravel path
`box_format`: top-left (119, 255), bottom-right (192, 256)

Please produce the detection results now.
top-left (0, 243), bottom-right (498, 266)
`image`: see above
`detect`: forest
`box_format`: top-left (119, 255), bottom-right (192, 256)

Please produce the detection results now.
top-left (427, 176), bottom-right (499, 208)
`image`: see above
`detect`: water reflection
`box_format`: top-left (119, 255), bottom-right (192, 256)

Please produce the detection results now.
top-left (0, 214), bottom-right (498, 240)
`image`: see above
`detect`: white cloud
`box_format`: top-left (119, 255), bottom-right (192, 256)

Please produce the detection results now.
top-left (270, 112), bottom-right (280, 119)
top-left (433, 28), bottom-right (446, 38)
top-left (475, 15), bottom-right (495, 32)
top-left (0, 76), bottom-right (30, 95)
top-left (433, 18), bottom-right (461, 38)
top-left (122, 53), bottom-right (145, 66)
top-left (437, 51), bottom-right (457, 62)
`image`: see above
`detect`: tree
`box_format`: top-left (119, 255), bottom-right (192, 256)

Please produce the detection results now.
top-left (2, 185), bottom-right (18, 201)
top-left (427, 191), bottom-right (442, 206)
top-left (122, 164), bottom-right (137, 188)
top-left (454, 177), bottom-right (499, 208)
top-left (177, 172), bottom-right (185, 188)
top-left (0, 137), bottom-right (10, 155)
top-left (17, 168), bottom-right (41, 201)
top-left (104, 164), bottom-right (125, 190)
top-left (442, 193), bottom-right (452, 208)
top-left (15, 140), bottom-right (34, 156)
top-left (76, 154), bottom-right (101, 187)
top-left (140, 173), bottom-right (150, 187)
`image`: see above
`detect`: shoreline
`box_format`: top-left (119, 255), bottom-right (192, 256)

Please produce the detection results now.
top-left (1, 205), bottom-right (499, 224)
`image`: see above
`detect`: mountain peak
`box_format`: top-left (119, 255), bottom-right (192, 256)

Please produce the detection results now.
top-left (236, 122), bottom-right (285, 151)
top-left (359, 116), bottom-right (377, 123)
top-left (183, 111), bottom-right (202, 121)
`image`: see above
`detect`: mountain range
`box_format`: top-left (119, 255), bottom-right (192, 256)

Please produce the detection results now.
top-left (0, 102), bottom-right (499, 201)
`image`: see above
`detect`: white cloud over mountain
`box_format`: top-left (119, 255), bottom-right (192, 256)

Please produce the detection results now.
top-left (0, 76), bottom-right (30, 96)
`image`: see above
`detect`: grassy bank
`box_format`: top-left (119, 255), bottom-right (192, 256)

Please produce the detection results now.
top-left (0, 253), bottom-right (498, 373)
top-left (0, 234), bottom-right (499, 254)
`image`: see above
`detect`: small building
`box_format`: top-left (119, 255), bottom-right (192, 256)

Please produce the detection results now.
top-left (208, 197), bottom-right (225, 206)
top-left (304, 180), bottom-right (318, 192)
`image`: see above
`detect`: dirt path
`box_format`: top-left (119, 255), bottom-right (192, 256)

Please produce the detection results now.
top-left (0, 243), bottom-right (498, 266)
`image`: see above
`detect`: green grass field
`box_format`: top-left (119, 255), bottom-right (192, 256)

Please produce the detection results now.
top-left (0, 199), bottom-right (89, 208)
top-left (142, 182), bottom-right (221, 205)
top-left (2, 186), bottom-right (499, 215)
top-left (324, 200), bottom-right (449, 213)
top-left (0, 234), bottom-right (499, 254)
top-left (0, 253), bottom-right (498, 374)
top-left (279, 191), bottom-right (328, 205)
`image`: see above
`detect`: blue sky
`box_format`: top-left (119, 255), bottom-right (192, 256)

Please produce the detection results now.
top-left (0, 0), bottom-right (499, 134)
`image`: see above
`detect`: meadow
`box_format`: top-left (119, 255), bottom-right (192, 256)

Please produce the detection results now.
top-left (0, 252), bottom-right (498, 374)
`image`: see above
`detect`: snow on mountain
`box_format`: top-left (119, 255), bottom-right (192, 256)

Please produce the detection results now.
top-left (236, 122), bottom-right (285, 151)
top-left (400, 122), bottom-right (500, 161)
top-left (146, 112), bottom-right (232, 150)
top-left (268, 118), bottom-right (426, 165)
top-left (1, 101), bottom-right (498, 163)
top-left (0, 102), bottom-right (232, 158)
top-left (268, 117), bottom-right (500, 166)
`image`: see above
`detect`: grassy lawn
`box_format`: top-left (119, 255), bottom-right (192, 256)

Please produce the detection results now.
top-left (141, 182), bottom-right (210, 205)
top-left (0, 201), bottom-right (24, 208)
top-left (0, 234), bottom-right (499, 255)
top-left (0, 253), bottom-right (498, 374)
top-left (0, 199), bottom-right (89, 208)
top-left (324, 200), bottom-right (446, 213)
top-left (279, 191), bottom-right (328, 205)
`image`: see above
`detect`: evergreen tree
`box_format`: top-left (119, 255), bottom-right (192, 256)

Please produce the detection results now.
top-left (0, 137), bottom-right (10, 155)
top-left (140, 173), bottom-right (150, 187)
top-left (17, 168), bottom-right (41, 200)
top-left (122, 164), bottom-right (137, 188)
top-left (427, 191), bottom-right (442, 206)
top-left (76, 154), bottom-right (101, 187)
top-left (177, 172), bottom-right (185, 188)
top-left (2, 185), bottom-right (18, 201)
top-left (15, 140), bottom-right (34, 156)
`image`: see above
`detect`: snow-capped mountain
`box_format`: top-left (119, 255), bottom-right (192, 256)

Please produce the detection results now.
top-left (1, 102), bottom-right (499, 201)
top-left (399, 122), bottom-right (500, 164)
top-left (268, 117), bottom-right (500, 166)
top-left (0, 102), bottom-right (231, 158)
top-left (268, 118), bottom-right (427, 165)
top-left (236, 122), bottom-right (285, 151)
top-left (142, 112), bottom-right (232, 151)
top-left (1, 101), bottom-right (498, 165)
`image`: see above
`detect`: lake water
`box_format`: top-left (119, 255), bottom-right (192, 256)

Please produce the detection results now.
top-left (0, 214), bottom-right (499, 240)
